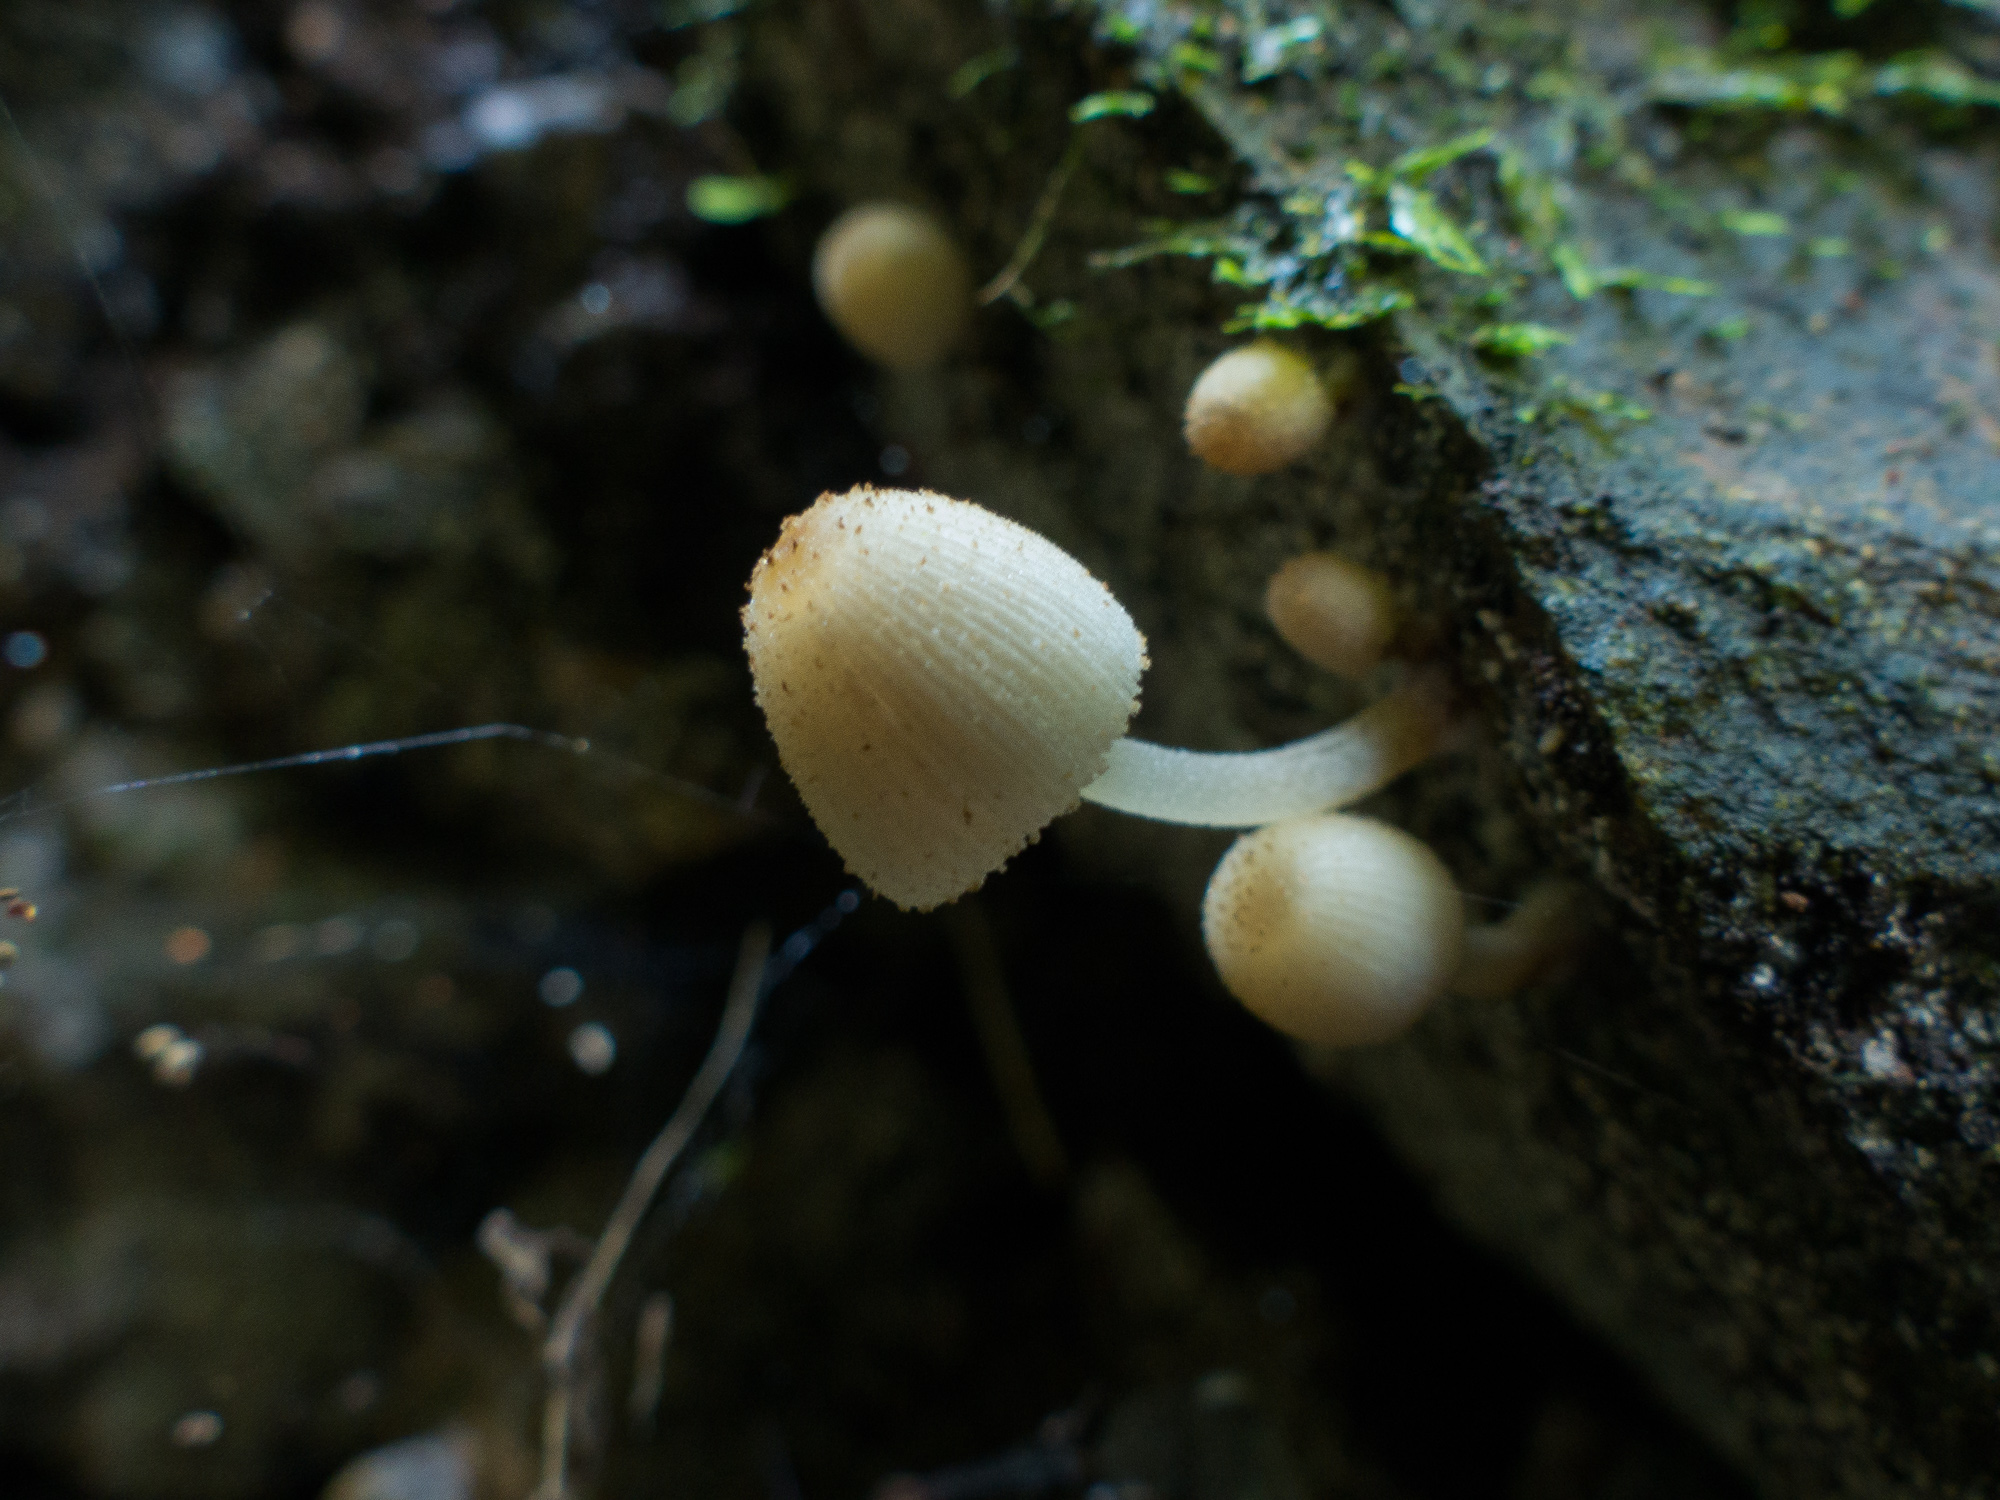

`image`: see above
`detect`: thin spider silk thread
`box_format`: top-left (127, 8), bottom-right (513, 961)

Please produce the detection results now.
top-left (0, 724), bottom-right (770, 828)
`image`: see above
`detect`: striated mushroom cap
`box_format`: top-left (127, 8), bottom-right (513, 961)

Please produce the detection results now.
top-left (1201, 813), bottom-right (1464, 1047)
top-left (743, 486), bottom-right (1146, 910)
top-left (1183, 341), bottom-right (1333, 476)
top-left (811, 204), bottom-right (973, 371)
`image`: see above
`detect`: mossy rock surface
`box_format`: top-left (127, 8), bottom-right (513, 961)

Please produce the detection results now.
top-left (740, 2), bottom-right (2000, 1496)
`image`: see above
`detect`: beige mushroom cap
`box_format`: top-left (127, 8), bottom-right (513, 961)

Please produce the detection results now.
top-left (811, 204), bottom-right (973, 371)
top-left (743, 486), bottom-right (1146, 910)
top-left (1264, 552), bottom-right (1401, 681)
top-left (1183, 341), bottom-right (1334, 476)
top-left (1202, 813), bottom-right (1465, 1047)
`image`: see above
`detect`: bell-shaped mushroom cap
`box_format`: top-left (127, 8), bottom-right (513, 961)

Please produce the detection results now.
top-left (744, 487), bottom-right (1146, 910)
top-left (1201, 813), bottom-right (1465, 1047)
top-left (812, 204), bottom-right (973, 371)
top-left (1183, 341), bottom-right (1333, 476)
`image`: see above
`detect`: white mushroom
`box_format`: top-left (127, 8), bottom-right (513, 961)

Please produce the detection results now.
top-left (742, 487), bottom-right (1450, 909)
top-left (1203, 819), bottom-right (1592, 1045)
top-left (744, 485), bottom-right (1144, 909)
top-left (1201, 814), bottom-right (1466, 1047)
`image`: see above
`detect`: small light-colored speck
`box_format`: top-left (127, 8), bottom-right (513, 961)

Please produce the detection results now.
top-left (133, 1023), bottom-right (181, 1062)
top-left (315, 917), bottom-right (363, 956)
top-left (153, 1037), bottom-right (204, 1088)
top-left (538, 967), bottom-right (584, 1007)
top-left (170, 1410), bottom-right (224, 1448)
top-left (164, 926), bottom-right (211, 965)
top-left (568, 1022), bottom-right (616, 1075)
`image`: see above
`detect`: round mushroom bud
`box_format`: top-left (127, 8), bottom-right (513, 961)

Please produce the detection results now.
top-left (1265, 552), bottom-right (1401, 681)
top-left (1183, 341), bottom-right (1334, 476)
top-left (744, 487), bottom-right (1146, 910)
top-left (811, 203), bottom-right (973, 372)
top-left (1201, 813), bottom-right (1465, 1047)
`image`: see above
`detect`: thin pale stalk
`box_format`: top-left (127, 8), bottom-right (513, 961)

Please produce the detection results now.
top-left (1080, 673), bottom-right (1450, 827)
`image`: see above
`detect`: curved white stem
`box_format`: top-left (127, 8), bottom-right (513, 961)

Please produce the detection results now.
top-left (1080, 673), bottom-right (1451, 828)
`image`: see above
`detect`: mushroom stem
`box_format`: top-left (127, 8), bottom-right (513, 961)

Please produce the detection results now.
top-left (1451, 878), bottom-right (1588, 1000)
top-left (1080, 671), bottom-right (1451, 828)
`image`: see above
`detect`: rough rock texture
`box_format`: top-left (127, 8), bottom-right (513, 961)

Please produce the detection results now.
top-left (736, 1), bottom-right (2000, 1496)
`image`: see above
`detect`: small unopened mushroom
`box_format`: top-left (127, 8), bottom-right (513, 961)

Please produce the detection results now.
top-left (811, 203), bottom-right (973, 371)
top-left (1265, 552), bottom-right (1401, 680)
top-left (1183, 341), bottom-right (1333, 475)
top-left (1201, 813), bottom-right (1464, 1047)
top-left (743, 487), bottom-right (1451, 909)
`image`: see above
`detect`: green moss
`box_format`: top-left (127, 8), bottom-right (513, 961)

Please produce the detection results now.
top-left (686, 174), bottom-right (790, 223)
top-left (1069, 89), bottom-right (1156, 123)
top-left (1048, 0), bottom-right (1996, 427)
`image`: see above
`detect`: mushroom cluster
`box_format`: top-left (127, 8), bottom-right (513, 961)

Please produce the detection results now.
top-left (785, 201), bottom-right (1576, 1046)
top-left (743, 486), bottom-right (1579, 1047)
